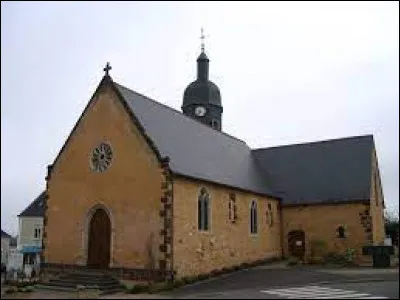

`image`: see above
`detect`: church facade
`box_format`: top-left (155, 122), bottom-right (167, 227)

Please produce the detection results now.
top-left (41, 47), bottom-right (385, 281)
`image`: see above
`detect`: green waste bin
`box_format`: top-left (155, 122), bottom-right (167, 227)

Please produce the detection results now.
top-left (362, 245), bottom-right (394, 268)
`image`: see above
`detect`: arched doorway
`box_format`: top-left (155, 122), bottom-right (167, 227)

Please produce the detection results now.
top-left (288, 230), bottom-right (306, 260)
top-left (87, 208), bottom-right (111, 268)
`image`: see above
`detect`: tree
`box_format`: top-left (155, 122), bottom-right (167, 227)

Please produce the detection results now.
top-left (384, 208), bottom-right (399, 246)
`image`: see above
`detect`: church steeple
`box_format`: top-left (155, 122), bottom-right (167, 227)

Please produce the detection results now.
top-left (182, 29), bottom-right (223, 131)
top-left (197, 28), bottom-right (209, 81)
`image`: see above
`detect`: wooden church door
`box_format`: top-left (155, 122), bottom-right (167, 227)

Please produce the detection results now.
top-left (288, 230), bottom-right (306, 260)
top-left (87, 209), bottom-right (111, 268)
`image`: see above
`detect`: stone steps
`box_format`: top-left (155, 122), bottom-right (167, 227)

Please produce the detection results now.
top-left (37, 271), bottom-right (124, 294)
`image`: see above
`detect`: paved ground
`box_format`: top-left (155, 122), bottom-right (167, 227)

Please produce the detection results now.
top-left (1, 264), bottom-right (398, 299)
top-left (175, 281), bottom-right (399, 299)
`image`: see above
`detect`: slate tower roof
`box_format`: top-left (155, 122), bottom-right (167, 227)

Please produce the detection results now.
top-left (182, 35), bottom-right (223, 131)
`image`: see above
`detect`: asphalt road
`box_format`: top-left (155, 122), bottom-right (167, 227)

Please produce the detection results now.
top-left (163, 268), bottom-right (399, 299)
top-left (170, 281), bottom-right (399, 299)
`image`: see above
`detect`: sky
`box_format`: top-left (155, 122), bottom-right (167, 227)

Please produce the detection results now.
top-left (1, 1), bottom-right (399, 236)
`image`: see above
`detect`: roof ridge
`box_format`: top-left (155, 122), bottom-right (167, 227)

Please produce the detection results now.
top-left (114, 81), bottom-right (247, 145)
top-left (252, 134), bottom-right (374, 151)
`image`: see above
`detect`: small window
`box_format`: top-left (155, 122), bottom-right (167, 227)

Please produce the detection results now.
top-left (266, 203), bottom-right (274, 227)
top-left (337, 226), bottom-right (346, 238)
top-left (34, 228), bottom-right (41, 239)
top-left (211, 120), bottom-right (220, 130)
top-left (250, 200), bottom-right (258, 234)
top-left (198, 188), bottom-right (210, 231)
top-left (228, 193), bottom-right (237, 222)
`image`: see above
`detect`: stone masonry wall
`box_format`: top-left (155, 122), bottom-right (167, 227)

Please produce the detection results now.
top-left (172, 178), bottom-right (282, 279)
top-left (44, 80), bottom-right (164, 270)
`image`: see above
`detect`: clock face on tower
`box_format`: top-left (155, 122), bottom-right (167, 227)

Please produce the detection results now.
top-left (195, 106), bottom-right (207, 117)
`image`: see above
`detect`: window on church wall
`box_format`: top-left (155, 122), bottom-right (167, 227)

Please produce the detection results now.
top-left (198, 188), bottom-right (210, 231)
top-left (337, 226), bottom-right (346, 238)
top-left (228, 193), bottom-right (237, 223)
top-left (250, 200), bottom-right (258, 234)
top-left (266, 203), bottom-right (274, 227)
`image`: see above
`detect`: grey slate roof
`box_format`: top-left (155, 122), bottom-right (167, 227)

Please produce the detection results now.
top-left (1, 229), bottom-right (11, 239)
top-left (18, 191), bottom-right (46, 217)
top-left (252, 135), bottom-right (374, 205)
top-left (114, 82), bottom-right (277, 198)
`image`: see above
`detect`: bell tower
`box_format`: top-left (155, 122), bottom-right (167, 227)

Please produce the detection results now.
top-left (182, 29), bottom-right (223, 131)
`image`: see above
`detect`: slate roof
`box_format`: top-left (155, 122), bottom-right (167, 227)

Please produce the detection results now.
top-left (18, 191), bottom-right (46, 217)
top-left (114, 82), bottom-right (277, 198)
top-left (252, 135), bottom-right (374, 205)
top-left (1, 229), bottom-right (11, 239)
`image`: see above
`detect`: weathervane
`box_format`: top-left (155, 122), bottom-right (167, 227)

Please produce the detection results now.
top-left (103, 62), bottom-right (112, 76)
top-left (200, 27), bottom-right (205, 52)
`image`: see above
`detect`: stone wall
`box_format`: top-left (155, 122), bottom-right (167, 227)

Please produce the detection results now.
top-left (282, 202), bottom-right (372, 262)
top-left (172, 177), bottom-right (282, 278)
top-left (44, 80), bottom-right (164, 270)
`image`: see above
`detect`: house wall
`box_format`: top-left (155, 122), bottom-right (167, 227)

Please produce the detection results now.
top-left (18, 217), bottom-right (43, 250)
top-left (172, 177), bottom-right (282, 279)
top-left (282, 202), bottom-right (371, 262)
top-left (44, 80), bottom-right (164, 269)
top-left (1, 237), bottom-right (10, 265)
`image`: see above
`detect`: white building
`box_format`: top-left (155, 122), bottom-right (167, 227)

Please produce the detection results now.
top-left (17, 191), bottom-right (45, 277)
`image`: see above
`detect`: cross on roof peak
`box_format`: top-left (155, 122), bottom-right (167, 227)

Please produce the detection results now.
top-left (200, 27), bottom-right (205, 52)
top-left (103, 62), bottom-right (112, 76)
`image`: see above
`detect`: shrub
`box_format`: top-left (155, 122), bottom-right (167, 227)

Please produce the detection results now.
top-left (25, 286), bottom-right (35, 293)
top-left (344, 248), bottom-right (356, 263)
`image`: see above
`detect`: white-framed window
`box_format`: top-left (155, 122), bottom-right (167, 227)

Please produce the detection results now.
top-left (34, 227), bottom-right (41, 239)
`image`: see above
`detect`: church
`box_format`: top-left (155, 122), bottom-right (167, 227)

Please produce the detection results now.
top-left (41, 40), bottom-right (385, 281)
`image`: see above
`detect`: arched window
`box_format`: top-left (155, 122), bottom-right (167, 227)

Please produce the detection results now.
top-left (228, 193), bottom-right (237, 223)
top-left (198, 188), bottom-right (210, 231)
top-left (250, 200), bottom-right (258, 234)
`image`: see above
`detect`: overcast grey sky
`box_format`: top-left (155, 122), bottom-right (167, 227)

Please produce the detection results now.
top-left (1, 1), bottom-right (399, 235)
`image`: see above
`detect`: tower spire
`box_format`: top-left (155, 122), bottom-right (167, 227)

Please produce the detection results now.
top-left (200, 27), bottom-right (205, 53)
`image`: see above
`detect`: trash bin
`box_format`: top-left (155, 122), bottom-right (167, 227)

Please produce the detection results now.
top-left (362, 245), bottom-right (394, 268)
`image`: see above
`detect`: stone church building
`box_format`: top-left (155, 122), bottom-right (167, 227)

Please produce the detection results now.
top-left (42, 45), bottom-right (385, 281)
